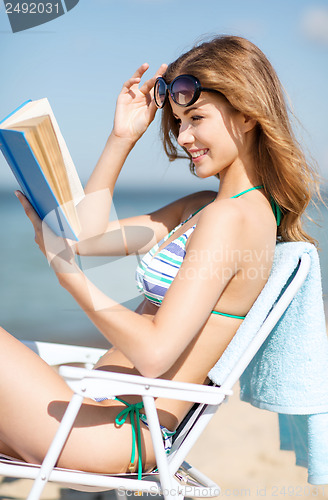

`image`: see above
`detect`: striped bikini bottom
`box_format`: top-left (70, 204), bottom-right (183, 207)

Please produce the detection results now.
top-left (139, 412), bottom-right (175, 455)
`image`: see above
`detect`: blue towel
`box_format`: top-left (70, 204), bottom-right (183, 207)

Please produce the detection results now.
top-left (208, 242), bottom-right (328, 484)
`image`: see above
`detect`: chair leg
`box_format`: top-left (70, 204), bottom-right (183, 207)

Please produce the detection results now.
top-left (27, 393), bottom-right (84, 500)
top-left (142, 396), bottom-right (183, 500)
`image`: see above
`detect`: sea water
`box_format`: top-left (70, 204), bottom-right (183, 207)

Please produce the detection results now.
top-left (0, 187), bottom-right (327, 347)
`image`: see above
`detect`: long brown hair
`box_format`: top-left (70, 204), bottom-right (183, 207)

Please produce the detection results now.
top-left (161, 35), bottom-right (321, 244)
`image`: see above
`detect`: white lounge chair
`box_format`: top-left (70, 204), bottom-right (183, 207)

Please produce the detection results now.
top-left (0, 246), bottom-right (311, 500)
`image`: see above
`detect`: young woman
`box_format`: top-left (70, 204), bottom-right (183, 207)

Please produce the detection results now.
top-left (0, 35), bottom-right (318, 476)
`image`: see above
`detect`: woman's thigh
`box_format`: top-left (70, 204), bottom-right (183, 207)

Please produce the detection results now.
top-left (50, 399), bottom-right (156, 473)
top-left (0, 328), bottom-right (155, 473)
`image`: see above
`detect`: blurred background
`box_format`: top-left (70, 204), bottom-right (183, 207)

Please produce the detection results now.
top-left (0, 0), bottom-right (327, 345)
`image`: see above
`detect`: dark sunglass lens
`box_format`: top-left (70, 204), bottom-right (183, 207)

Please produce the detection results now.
top-left (170, 77), bottom-right (196, 106)
top-left (154, 79), bottom-right (167, 108)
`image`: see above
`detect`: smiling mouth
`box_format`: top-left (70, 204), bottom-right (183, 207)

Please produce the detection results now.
top-left (189, 149), bottom-right (209, 160)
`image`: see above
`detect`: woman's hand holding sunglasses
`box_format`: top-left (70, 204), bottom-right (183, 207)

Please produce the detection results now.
top-left (113, 62), bottom-right (167, 143)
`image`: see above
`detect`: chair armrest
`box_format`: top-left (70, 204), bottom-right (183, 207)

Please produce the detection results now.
top-left (59, 366), bottom-right (232, 405)
top-left (23, 340), bottom-right (107, 368)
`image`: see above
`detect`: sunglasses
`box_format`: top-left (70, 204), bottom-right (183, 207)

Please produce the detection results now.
top-left (154, 74), bottom-right (219, 109)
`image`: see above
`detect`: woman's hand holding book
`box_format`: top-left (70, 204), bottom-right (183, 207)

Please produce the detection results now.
top-left (15, 190), bottom-right (78, 275)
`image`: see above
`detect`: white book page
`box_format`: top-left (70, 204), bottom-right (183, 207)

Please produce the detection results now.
top-left (0, 100), bottom-right (35, 128)
top-left (1, 98), bottom-right (85, 205)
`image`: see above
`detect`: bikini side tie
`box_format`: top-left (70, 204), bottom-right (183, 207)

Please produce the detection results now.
top-left (114, 397), bottom-right (144, 480)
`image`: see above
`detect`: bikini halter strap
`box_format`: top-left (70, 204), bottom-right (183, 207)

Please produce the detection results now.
top-left (189, 185), bottom-right (281, 226)
top-left (231, 185), bottom-right (281, 226)
top-left (230, 185), bottom-right (264, 198)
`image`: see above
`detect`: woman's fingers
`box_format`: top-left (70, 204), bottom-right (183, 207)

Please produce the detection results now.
top-left (139, 63), bottom-right (167, 96)
top-left (14, 190), bottom-right (77, 273)
top-left (131, 62), bottom-right (149, 79)
top-left (15, 190), bottom-right (41, 235)
top-left (121, 62), bottom-right (167, 96)
top-left (121, 63), bottom-right (149, 93)
top-left (15, 190), bottom-right (39, 225)
top-left (121, 76), bottom-right (141, 93)
top-left (15, 190), bottom-right (47, 253)
top-left (155, 63), bottom-right (168, 78)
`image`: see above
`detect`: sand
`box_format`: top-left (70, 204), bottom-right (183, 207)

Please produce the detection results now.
top-left (1, 383), bottom-right (326, 500)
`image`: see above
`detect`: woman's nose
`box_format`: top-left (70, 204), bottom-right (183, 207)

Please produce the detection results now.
top-left (177, 124), bottom-right (194, 148)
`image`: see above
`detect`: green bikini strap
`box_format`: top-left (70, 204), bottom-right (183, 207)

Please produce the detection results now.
top-left (114, 397), bottom-right (144, 480)
top-left (270, 197), bottom-right (282, 227)
top-left (230, 185), bottom-right (264, 198)
top-left (231, 185), bottom-right (282, 227)
top-left (211, 310), bottom-right (246, 320)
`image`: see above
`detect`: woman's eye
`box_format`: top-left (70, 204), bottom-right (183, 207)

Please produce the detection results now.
top-left (191, 115), bottom-right (203, 122)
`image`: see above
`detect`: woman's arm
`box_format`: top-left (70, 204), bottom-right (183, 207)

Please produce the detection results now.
top-left (75, 63), bottom-right (168, 252)
top-left (74, 191), bottom-right (216, 257)
top-left (17, 192), bottom-right (246, 378)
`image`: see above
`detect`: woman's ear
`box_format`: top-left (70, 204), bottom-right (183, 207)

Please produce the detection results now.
top-left (242, 114), bottom-right (257, 132)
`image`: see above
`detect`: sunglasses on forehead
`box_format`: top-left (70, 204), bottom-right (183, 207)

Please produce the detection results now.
top-left (154, 74), bottom-right (219, 109)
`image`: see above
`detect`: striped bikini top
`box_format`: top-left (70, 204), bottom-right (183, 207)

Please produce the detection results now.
top-left (135, 186), bottom-right (281, 320)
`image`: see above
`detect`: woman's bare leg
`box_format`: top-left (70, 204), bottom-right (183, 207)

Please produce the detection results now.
top-left (0, 438), bottom-right (24, 459)
top-left (0, 327), bottom-right (155, 473)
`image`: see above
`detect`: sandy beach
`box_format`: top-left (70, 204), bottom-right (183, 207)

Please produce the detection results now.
top-left (0, 382), bottom-right (325, 500)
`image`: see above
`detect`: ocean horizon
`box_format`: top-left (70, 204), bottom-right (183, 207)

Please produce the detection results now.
top-left (0, 186), bottom-right (327, 347)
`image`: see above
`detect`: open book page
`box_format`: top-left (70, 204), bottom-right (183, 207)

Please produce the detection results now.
top-left (7, 115), bottom-right (81, 235)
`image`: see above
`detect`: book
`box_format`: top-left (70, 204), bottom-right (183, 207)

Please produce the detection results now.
top-left (0, 98), bottom-right (85, 240)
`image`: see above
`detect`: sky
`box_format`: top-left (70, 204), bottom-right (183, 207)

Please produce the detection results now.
top-left (0, 0), bottom-right (327, 194)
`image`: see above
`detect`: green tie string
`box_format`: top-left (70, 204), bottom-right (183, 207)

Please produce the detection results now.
top-left (114, 397), bottom-right (144, 480)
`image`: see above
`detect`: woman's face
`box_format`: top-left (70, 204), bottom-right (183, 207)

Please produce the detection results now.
top-left (171, 93), bottom-right (249, 179)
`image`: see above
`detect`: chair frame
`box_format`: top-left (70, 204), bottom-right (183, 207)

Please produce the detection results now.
top-left (0, 252), bottom-right (311, 500)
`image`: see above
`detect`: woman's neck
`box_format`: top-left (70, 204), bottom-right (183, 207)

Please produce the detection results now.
top-left (218, 174), bottom-right (261, 199)
top-left (216, 163), bottom-right (261, 199)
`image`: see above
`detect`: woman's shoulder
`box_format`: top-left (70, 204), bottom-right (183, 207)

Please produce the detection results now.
top-left (193, 193), bottom-right (276, 250)
top-left (178, 190), bottom-right (217, 221)
top-left (195, 197), bottom-right (246, 238)
top-left (146, 190), bottom-right (217, 241)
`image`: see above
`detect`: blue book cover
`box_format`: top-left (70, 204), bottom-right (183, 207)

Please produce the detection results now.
top-left (0, 100), bottom-right (83, 241)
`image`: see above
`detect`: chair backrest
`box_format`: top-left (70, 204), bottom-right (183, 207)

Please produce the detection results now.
top-left (167, 250), bottom-right (311, 473)
top-left (208, 242), bottom-right (313, 387)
